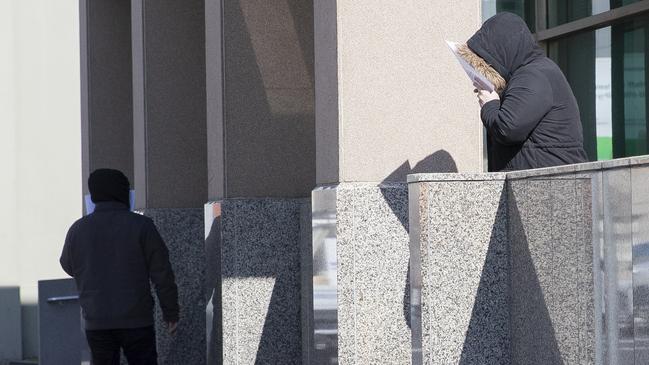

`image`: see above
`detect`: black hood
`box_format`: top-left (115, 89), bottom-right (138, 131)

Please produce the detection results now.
top-left (88, 169), bottom-right (130, 207)
top-left (467, 12), bottom-right (544, 82)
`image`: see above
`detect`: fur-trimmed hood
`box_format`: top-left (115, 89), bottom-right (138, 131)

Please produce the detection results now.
top-left (467, 12), bottom-right (544, 83)
top-left (457, 44), bottom-right (506, 93)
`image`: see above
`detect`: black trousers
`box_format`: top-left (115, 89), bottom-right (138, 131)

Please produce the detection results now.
top-left (85, 326), bottom-right (158, 365)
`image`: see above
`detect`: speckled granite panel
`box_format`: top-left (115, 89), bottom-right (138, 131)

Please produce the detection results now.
top-left (300, 201), bottom-right (314, 365)
top-left (417, 180), bottom-right (509, 365)
top-left (330, 183), bottom-right (411, 364)
top-left (143, 208), bottom-right (206, 365)
top-left (335, 184), bottom-right (411, 364)
top-left (549, 179), bottom-right (581, 364)
top-left (508, 176), bottom-right (595, 365)
top-left (508, 179), bottom-right (559, 365)
top-left (408, 183), bottom-right (425, 365)
top-left (576, 177), bottom-right (595, 365)
top-left (220, 199), bottom-right (304, 364)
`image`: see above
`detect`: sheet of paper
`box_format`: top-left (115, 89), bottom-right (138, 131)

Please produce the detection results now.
top-left (445, 40), bottom-right (495, 93)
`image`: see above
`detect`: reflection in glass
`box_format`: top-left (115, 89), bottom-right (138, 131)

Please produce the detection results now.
top-left (482, 0), bottom-right (536, 31)
top-left (312, 188), bottom-right (338, 364)
top-left (547, 0), bottom-right (643, 28)
top-left (549, 14), bottom-right (649, 160)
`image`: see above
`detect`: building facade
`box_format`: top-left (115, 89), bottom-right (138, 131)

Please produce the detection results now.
top-left (4, 0), bottom-right (649, 364)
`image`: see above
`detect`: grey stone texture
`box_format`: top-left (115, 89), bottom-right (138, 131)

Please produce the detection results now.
top-left (143, 208), bottom-right (206, 365)
top-left (218, 0), bottom-right (315, 199)
top-left (0, 287), bottom-right (21, 364)
top-left (409, 172), bottom-right (595, 364)
top-left (411, 178), bottom-right (509, 365)
top-left (508, 178), bottom-right (594, 364)
top-left (219, 198), bottom-right (308, 364)
top-left (313, 183), bottom-right (411, 364)
top-left (80, 0), bottom-right (134, 193)
top-left (132, 0), bottom-right (208, 209)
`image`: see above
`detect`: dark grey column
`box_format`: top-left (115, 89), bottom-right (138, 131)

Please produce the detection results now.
top-left (132, 0), bottom-right (208, 210)
top-left (80, 0), bottom-right (133, 197)
top-left (131, 1), bottom-right (207, 364)
top-left (204, 0), bottom-right (316, 363)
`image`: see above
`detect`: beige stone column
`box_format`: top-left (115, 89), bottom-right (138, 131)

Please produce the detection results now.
top-left (310, 1), bottom-right (484, 363)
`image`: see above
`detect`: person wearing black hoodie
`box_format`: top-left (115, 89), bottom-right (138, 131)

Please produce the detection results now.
top-left (468, 12), bottom-right (589, 171)
top-left (60, 169), bottom-right (178, 365)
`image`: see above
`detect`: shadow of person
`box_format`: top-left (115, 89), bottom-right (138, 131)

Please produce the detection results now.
top-left (380, 150), bottom-right (458, 329)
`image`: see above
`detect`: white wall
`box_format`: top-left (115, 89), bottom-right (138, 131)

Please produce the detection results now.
top-left (0, 0), bottom-right (81, 358)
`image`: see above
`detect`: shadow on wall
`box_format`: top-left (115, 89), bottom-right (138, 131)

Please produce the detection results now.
top-left (458, 186), bottom-right (562, 364)
top-left (381, 150), bottom-right (458, 329)
top-left (222, 0), bottom-right (315, 198)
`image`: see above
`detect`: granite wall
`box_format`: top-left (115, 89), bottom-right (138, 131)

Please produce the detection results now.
top-left (409, 170), bottom-right (596, 364)
top-left (143, 209), bottom-right (206, 365)
top-left (311, 183), bottom-right (411, 364)
top-left (409, 174), bottom-right (510, 365)
top-left (212, 198), bottom-right (309, 364)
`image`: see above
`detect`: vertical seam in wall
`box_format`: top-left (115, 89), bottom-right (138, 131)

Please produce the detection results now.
top-left (504, 179), bottom-right (512, 363)
top-left (351, 189), bottom-right (359, 363)
top-left (335, 0), bottom-right (343, 183)
top-left (81, 0), bottom-right (92, 195)
top-left (141, 0), bottom-right (149, 208)
top-left (220, 0), bottom-right (227, 198)
top-left (573, 176), bottom-right (582, 362)
top-left (630, 167), bottom-right (636, 361)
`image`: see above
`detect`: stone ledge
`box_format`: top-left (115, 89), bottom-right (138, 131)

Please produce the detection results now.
top-left (408, 155), bottom-right (649, 183)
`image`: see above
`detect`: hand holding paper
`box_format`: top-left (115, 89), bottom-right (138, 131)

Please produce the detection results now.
top-left (445, 40), bottom-right (495, 93)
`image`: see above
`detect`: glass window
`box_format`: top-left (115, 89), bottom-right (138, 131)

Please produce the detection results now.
top-left (548, 14), bottom-right (649, 160)
top-left (482, 0), bottom-right (536, 31)
top-left (548, 0), bottom-right (644, 27)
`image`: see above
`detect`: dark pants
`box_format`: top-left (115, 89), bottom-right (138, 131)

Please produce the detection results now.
top-left (85, 326), bottom-right (158, 365)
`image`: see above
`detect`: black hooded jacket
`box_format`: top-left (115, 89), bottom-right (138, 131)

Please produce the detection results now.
top-left (468, 13), bottom-right (588, 171)
top-left (60, 169), bottom-right (179, 330)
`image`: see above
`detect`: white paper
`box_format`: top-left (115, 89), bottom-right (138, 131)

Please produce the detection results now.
top-left (445, 40), bottom-right (495, 93)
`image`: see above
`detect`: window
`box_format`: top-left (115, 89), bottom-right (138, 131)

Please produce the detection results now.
top-left (487, 0), bottom-right (649, 160)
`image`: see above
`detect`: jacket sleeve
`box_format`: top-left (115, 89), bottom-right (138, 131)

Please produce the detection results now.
top-left (60, 226), bottom-right (76, 277)
top-left (481, 71), bottom-right (553, 145)
top-left (142, 219), bottom-right (180, 323)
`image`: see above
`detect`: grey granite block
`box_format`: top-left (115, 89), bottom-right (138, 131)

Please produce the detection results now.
top-left (576, 178), bottom-right (595, 365)
top-left (629, 154), bottom-right (649, 166)
top-left (632, 166), bottom-right (649, 364)
top-left (602, 167), bottom-right (634, 364)
top-left (220, 199), bottom-right (306, 364)
top-left (143, 208), bottom-right (206, 365)
top-left (407, 172), bottom-right (506, 183)
top-left (549, 179), bottom-right (580, 364)
top-left (311, 183), bottom-right (411, 364)
top-left (509, 179), bottom-right (564, 365)
top-left (506, 164), bottom-right (577, 180)
top-left (412, 180), bottom-right (509, 365)
top-left (601, 157), bottom-right (632, 170)
top-left (300, 201), bottom-right (314, 365)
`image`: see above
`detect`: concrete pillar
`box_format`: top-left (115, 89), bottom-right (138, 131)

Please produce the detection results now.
top-left (310, 1), bottom-right (483, 363)
top-left (80, 0), bottom-right (133, 205)
top-left (206, 0), bottom-right (315, 364)
top-left (204, 1), bottom-right (316, 364)
top-left (131, 1), bottom-right (207, 363)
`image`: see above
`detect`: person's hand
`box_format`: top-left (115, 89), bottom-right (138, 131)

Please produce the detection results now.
top-left (474, 87), bottom-right (500, 107)
top-left (166, 321), bottom-right (178, 335)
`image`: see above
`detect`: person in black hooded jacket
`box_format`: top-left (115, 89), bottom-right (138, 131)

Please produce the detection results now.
top-left (60, 168), bottom-right (178, 365)
top-left (468, 12), bottom-right (589, 171)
